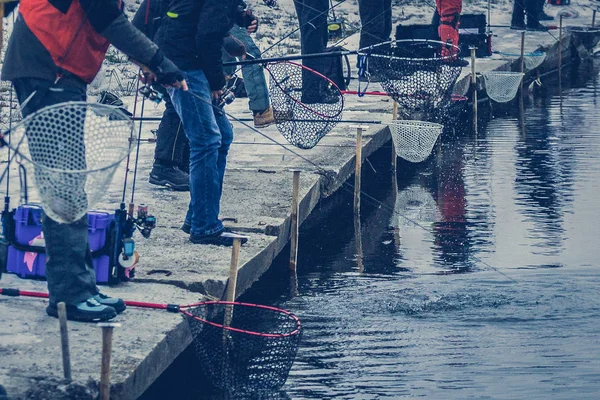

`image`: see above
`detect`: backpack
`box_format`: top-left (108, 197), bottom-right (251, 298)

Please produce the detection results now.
top-left (322, 46), bottom-right (351, 91)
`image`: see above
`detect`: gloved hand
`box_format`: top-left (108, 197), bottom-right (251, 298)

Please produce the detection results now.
top-left (438, 24), bottom-right (459, 59)
top-left (236, 8), bottom-right (257, 28)
top-left (147, 49), bottom-right (186, 87)
top-left (223, 35), bottom-right (247, 58)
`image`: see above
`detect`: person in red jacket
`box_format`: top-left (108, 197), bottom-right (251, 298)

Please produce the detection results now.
top-left (1, 0), bottom-right (186, 322)
top-left (436, 0), bottom-right (462, 57)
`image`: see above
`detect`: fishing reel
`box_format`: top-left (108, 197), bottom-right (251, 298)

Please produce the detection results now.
top-left (132, 204), bottom-right (156, 239)
top-left (214, 75), bottom-right (240, 110)
top-left (139, 85), bottom-right (164, 104)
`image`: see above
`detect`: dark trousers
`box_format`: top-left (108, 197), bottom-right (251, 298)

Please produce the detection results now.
top-left (294, 0), bottom-right (329, 98)
top-left (358, 0), bottom-right (392, 49)
top-left (152, 84), bottom-right (189, 171)
top-left (12, 77), bottom-right (99, 306)
top-left (511, 0), bottom-right (541, 26)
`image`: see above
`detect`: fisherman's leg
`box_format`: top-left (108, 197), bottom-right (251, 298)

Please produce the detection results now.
top-left (12, 78), bottom-right (103, 310)
top-left (150, 84), bottom-right (190, 191)
top-left (168, 70), bottom-right (224, 237)
top-left (230, 25), bottom-right (270, 113)
top-left (358, 0), bottom-right (389, 49)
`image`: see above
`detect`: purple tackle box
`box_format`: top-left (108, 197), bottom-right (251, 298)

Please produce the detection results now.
top-left (6, 204), bottom-right (115, 284)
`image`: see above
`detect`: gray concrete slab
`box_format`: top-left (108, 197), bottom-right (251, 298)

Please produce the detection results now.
top-left (1, 2), bottom-right (598, 398)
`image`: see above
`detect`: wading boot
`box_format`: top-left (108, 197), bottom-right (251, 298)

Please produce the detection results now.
top-left (190, 231), bottom-right (248, 246)
top-left (253, 105), bottom-right (275, 128)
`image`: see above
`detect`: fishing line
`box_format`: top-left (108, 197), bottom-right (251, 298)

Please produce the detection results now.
top-left (121, 71), bottom-right (143, 204)
top-left (170, 85), bottom-right (518, 282)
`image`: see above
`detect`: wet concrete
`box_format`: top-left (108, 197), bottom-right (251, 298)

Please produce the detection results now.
top-left (0, 5), bottom-right (599, 399)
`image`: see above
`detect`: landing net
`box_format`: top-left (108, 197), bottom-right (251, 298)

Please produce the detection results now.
top-left (266, 61), bottom-right (343, 149)
top-left (183, 301), bottom-right (302, 393)
top-left (389, 120), bottom-right (444, 163)
top-left (360, 39), bottom-right (463, 119)
top-left (3, 102), bottom-right (132, 223)
top-left (482, 72), bottom-right (524, 103)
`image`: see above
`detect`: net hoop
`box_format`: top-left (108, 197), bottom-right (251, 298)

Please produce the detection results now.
top-left (357, 39), bottom-right (461, 62)
top-left (181, 301), bottom-right (302, 337)
top-left (4, 102), bottom-right (132, 174)
top-left (266, 61), bottom-right (344, 120)
top-left (496, 50), bottom-right (547, 70)
top-left (481, 71), bottom-right (524, 103)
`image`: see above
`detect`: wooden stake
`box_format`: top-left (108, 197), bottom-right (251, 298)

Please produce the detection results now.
top-left (57, 302), bottom-right (72, 382)
top-left (391, 102), bottom-right (398, 175)
top-left (520, 31), bottom-right (525, 74)
top-left (559, 14), bottom-right (563, 74)
top-left (470, 47), bottom-right (478, 134)
top-left (289, 170), bottom-right (300, 273)
top-left (98, 322), bottom-right (120, 400)
top-left (354, 127), bottom-right (363, 219)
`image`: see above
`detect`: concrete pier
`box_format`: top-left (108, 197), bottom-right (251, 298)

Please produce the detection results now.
top-left (0, 7), bottom-right (598, 399)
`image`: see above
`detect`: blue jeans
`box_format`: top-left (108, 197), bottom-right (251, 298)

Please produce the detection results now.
top-left (223, 25), bottom-right (270, 112)
top-left (168, 70), bottom-right (234, 237)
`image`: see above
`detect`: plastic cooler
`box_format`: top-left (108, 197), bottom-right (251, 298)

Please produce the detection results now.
top-left (6, 205), bottom-right (114, 284)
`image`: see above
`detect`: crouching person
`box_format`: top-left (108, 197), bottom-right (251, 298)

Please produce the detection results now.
top-left (155, 0), bottom-right (249, 246)
top-left (1, 0), bottom-right (187, 322)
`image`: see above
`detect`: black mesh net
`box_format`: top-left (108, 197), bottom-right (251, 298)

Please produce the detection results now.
top-left (361, 40), bottom-right (463, 121)
top-left (184, 302), bottom-right (302, 393)
top-left (266, 61), bottom-right (343, 149)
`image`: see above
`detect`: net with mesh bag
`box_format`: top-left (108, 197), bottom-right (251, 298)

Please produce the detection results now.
top-left (266, 61), bottom-right (343, 149)
top-left (389, 120), bottom-right (444, 163)
top-left (360, 40), bottom-right (463, 120)
top-left (2, 102), bottom-right (132, 223)
top-left (481, 71), bottom-right (524, 103)
top-left (183, 301), bottom-right (302, 393)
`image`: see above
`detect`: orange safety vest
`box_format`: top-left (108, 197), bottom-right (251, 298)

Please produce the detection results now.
top-left (18, 0), bottom-right (111, 83)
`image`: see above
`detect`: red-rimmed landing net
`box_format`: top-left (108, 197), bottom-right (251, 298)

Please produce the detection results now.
top-left (265, 61), bottom-right (344, 149)
top-left (182, 301), bottom-right (302, 393)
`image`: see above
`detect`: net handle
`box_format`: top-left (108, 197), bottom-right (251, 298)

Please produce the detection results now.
top-left (265, 61), bottom-right (344, 120)
top-left (180, 300), bottom-right (302, 338)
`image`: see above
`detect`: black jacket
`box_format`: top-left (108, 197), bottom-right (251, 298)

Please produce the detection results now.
top-left (154, 0), bottom-right (238, 90)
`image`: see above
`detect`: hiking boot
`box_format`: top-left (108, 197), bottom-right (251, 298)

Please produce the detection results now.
top-left (538, 12), bottom-right (554, 21)
top-left (190, 231), bottom-right (248, 246)
top-left (526, 23), bottom-right (548, 32)
top-left (182, 222), bottom-right (231, 234)
top-left (46, 298), bottom-right (117, 322)
top-left (149, 164), bottom-right (190, 191)
top-left (94, 293), bottom-right (126, 314)
top-left (253, 106), bottom-right (275, 128)
top-left (510, 22), bottom-right (526, 30)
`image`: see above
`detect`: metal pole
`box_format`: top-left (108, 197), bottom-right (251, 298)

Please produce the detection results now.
top-left (470, 47), bottom-right (478, 134)
top-left (57, 303), bottom-right (72, 382)
top-left (354, 127), bottom-right (364, 219)
top-left (99, 323), bottom-right (120, 400)
top-left (289, 170), bottom-right (300, 273)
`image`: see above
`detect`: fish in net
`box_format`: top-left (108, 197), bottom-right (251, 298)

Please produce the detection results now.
top-left (183, 301), bottom-right (302, 394)
top-left (482, 72), bottom-right (524, 103)
top-left (1, 102), bottom-right (132, 223)
top-left (266, 61), bottom-right (343, 149)
top-left (360, 40), bottom-right (464, 120)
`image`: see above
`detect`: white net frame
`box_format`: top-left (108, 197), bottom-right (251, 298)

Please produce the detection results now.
top-left (481, 72), bottom-right (524, 103)
top-left (389, 120), bottom-right (444, 163)
top-left (3, 102), bottom-right (132, 223)
top-left (523, 51), bottom-right (547, 70)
